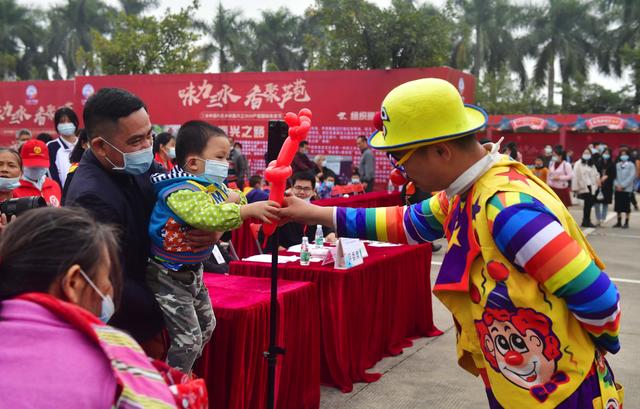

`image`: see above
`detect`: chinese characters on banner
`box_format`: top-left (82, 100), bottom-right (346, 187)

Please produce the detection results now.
top-left (0, 80), bottom-right (75, 144)
top-left (1, 68), bottom-right (476, 183)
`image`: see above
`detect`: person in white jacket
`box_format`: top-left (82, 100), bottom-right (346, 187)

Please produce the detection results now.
top-left (613, 147), bottom-right (636, 228)
top-left (572, 148), bottom-right (600, 227)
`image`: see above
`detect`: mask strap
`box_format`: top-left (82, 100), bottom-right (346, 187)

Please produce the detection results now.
top-left (99, 137), bottom-right (126, 171)
top-left (78, 268), bottom-right (108, 300)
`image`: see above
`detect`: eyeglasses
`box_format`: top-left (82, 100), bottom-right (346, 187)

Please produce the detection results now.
top-left (386, 148), bottom-right (417, 172)
top-left (292, 186), bottom-right (313, 193)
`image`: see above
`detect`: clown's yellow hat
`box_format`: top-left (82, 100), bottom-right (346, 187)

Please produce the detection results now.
top-left (369, 78), bottom-right (487, 151)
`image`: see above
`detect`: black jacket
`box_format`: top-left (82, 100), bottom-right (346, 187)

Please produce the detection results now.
top-left (63, 149), bottom-right (165, 342)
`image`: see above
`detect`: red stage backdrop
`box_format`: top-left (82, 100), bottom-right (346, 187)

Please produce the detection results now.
top-left (73, 68), bottom-right (474, 182)
top-left (0, 80), bottom-right (75, 146)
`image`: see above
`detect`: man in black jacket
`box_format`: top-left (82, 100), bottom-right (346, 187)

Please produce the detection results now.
top-left (64, 88), bottom-right (218, 345)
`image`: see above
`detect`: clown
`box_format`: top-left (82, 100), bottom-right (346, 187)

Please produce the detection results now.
top-left (476, 282), bottom-right (567, 403)
top-left (280, 78), bottom-right (623, 408)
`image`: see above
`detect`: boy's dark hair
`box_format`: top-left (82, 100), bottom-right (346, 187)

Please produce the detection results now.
top-left (0, 207), bottom-right (122, 305)
top-left (175, 120), bottom-right (227, 168)
top-left (234, 142), bottom-right (242, 149)
top-left (83, 88), bottom-right (146, 140)
top-left (36, 133), bottom-right (53, 144)
top-left (299, 141), bottom-right (309, 148)
top-left (249, 175), bottom-right (263, 188)
top-left (291, 171), bottom-right (316, 189)
top-left (535, 155), bottom-right (545, 162)
top-left (54, 107), bottom-right (79, 129)
top-left (0, 148), bottom-right (22, 170)
top-left (356, 135), bottom-right (367, 143)
top-left (153, 132), bottom-right (175, 155)
top-left (69, 129), bottom-right (89, 163)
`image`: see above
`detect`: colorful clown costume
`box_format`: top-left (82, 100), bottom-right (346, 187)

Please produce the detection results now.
top-left (333, 155), bottom-right (623, 408)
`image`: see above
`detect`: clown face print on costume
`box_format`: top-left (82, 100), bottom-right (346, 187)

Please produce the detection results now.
top-left (479, 309), bottom-right (559, 388)
top-left (475, 282), bottom-right (568, 403)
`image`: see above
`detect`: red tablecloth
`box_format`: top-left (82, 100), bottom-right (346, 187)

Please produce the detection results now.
top-left (313, 190), bottom-right (402, 208)
top-left (196, 274), bottom-right (320, 409)
top-left (229, 243), bottom-right (442, 392)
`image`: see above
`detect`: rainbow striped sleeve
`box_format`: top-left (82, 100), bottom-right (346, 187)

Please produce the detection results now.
top-left (334, 191), bottom-right (448, 244)
top-left (488, 192), bottom-right (621, 353)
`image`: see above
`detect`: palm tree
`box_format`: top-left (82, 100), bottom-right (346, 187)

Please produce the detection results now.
top-left (524, 0), bottom-right (598, 111)
top-left (206, 3), bottom-right (245, 72)
top-left (596, 0), bottom-right (640, 108)
top-left (118, 0), bottom-right (158, 16)
top-left (249, 9), bottom-right (305, 71)
top-left (46, 0), bottom-right (114, 78)
top-left (450, 0), bottom-right (527, 85)
top-left (0, 0), bottom-right (33, 79)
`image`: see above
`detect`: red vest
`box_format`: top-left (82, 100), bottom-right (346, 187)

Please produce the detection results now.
top-left (13, 178), bottom-right (62, 207)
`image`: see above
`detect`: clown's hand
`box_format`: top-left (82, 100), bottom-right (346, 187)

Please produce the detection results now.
top-left (279, 196), bottom-right (334, 228)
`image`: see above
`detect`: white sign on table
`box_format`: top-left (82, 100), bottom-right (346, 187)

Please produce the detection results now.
top-left (332, 238), bottom-right (365, 269)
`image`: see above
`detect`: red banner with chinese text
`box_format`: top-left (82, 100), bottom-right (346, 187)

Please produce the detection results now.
top-left (1, 68), bottom-right (475, 182)
top-left (0, 80), bottom-right (75, 147)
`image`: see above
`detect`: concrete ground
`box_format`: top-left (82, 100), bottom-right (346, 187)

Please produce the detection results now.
top-left (319, 204), bottom-right (639, 408)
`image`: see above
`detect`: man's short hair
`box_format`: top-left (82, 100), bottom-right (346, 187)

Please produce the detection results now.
top-left (83, 88), bottom-right (146, 140)
top-left (249, 175), bottom-right (263, 188)
top-left (291, 171), bottom-right (316, 189)
top-left (356, 135), bottom-right (367, 143)
top-left (234, 142), bottom-right (242, 149)
top-left (175, 120), bottom-right (227, 168)
top-left (448, 133), bottom-right (478, 149)
top-left (299, 140), bottom-right (309, 148)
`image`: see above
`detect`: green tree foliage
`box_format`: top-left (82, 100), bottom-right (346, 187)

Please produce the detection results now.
top-left (305, 0), bottom-right (452, 70)
top-left (476, 68), bottom-right (547, 114)
top-left (91, 4), bottom-right (207, 75)
top-left (524, 0), bottom-right (599, 111)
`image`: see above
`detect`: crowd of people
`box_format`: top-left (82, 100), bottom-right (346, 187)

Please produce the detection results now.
top-left (0, 81), bottom-right (631, 408)
top-left (502, 141), bottom-right (639, 228)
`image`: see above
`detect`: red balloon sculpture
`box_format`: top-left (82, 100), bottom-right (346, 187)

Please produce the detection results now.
top-left (262, 108), bottom-right (313, 238)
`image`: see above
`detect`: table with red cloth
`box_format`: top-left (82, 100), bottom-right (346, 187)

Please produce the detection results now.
top-left (196, 274), bottom-right (320, 409)
top-left (229, 243), bottom-right (442, 393)
top-left (231, 191), bottom-right (403, 259)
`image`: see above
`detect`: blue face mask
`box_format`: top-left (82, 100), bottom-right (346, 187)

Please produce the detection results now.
top-left (100, 138), bottom-right (154, 175)
top-left (167, 147), bottom-right (176, 159)
top-left (78, 269), bottom-right (115, 323)
top-left (620, 155), bottom-right (629, 162)
top-left (0, 176), bottom-right (21, 191)
top-left (582, 154), bottom-right (591, 161)
top-left (325, 181), bottom-right (334, 188)
top-left (199, 159), bottom-right (228, 185)
top-left (603, 153), bottom-right (611, 160)
top-left (23, 167), bottom-right (47, 181)
top-left (57, 123), bottom-right (76, 137)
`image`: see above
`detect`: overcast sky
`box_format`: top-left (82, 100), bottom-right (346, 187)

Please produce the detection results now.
top-left (18, 0), bottom-right (631, 95)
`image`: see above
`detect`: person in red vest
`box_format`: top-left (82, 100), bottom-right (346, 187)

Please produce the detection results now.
top-left (13, 140), bottom-right (62, 207)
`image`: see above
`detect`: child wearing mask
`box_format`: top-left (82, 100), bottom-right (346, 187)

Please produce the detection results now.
top-left (146, 120), bottom-right (280, 373)
top-left (532, 156), bottom-right (548, 182)
top-left (316, 174), bottom-right (336, 199)
top-left (13, 140), bottom-right (62, 207)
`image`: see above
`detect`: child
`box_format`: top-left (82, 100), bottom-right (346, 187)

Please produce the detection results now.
top-left (147, 121), bottom-right (279, 373)
top-left (531, 155), bottom-right (548, 182)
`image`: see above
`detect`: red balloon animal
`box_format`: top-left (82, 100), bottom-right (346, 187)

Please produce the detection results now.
top-left (262, 108), bottom-right (313, 238)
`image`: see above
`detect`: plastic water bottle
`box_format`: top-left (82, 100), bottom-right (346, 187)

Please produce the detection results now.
top-left (300, 237), bottom-right (311, 266)
top-left (387, 180), bottom-right (394, 194)
top-left (314, 225), bottom-right (324, 248)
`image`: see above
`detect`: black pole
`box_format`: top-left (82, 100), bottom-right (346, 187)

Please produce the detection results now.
top-left (266, 227), bottom-right (285, 409)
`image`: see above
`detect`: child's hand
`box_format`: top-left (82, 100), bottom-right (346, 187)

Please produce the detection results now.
top-left (226, 191), bottom-right (242, 204)
top-left (240, 200), bottom-right (281, 223)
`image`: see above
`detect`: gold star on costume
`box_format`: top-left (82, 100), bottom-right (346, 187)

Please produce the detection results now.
top-left (447, 226), bottom-right (462, 251)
